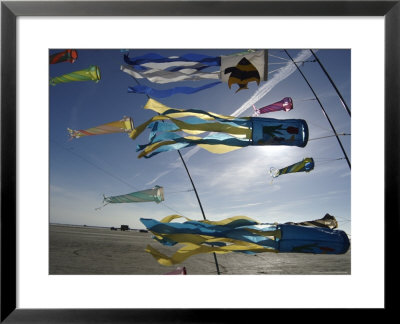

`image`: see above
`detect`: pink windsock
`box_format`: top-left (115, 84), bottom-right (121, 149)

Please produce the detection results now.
top-left (253, 97), bottom-right (293, 116)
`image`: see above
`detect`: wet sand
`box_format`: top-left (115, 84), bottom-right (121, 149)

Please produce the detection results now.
top-left (49, 224), bottom-right (351, 275)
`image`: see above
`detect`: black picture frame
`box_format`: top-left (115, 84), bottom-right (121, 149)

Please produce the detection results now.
top-left (1, 0), bottom-right (398, 322)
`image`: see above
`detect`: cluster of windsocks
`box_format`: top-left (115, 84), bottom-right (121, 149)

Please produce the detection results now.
top-left (51, 49), bottom-right (349, 268)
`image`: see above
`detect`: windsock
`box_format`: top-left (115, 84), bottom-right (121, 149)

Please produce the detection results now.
top-left (50, 49), bottom-right (78, 64)
top-left (50, 65), bottom-right (101, 86)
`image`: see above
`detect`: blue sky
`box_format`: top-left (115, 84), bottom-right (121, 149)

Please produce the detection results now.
top-left (49, 49), bottom-right (351, 234)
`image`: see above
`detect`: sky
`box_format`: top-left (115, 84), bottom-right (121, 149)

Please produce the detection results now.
top-left (49, 48), bottom-right (351, 235)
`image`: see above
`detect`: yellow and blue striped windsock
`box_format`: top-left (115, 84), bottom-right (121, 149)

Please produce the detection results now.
top-left (270, 157), bottom-right (314, 178)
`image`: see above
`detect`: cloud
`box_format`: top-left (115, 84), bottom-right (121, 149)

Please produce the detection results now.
top-left (226, 202), bottom-right (265, 209)
top-left (340, 171), bottom-right (351, 178)
top-left (145, 170), bottom-right (172, 185)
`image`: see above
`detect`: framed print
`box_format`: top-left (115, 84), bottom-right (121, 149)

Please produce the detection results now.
top-left (1, 0), bottom-right (398, 322)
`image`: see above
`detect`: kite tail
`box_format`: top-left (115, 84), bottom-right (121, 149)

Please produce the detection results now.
top-left (158, 214), bottom-right (260, 226)
top-left (137, 134), bottom-right (250, 159)
top-left (121, 64), bottom-right (220, 84)
top-left (95, 194), bottom-right (110, 210)
top-left (140, 216), bottom-right (281, 265)
top-left (145, 244), bottom-right (217, 266)
top-left (143, 99), bottom-right (251, 124)
top-left (127, 81), bottom-right (222, 98)
top-left (95, 204), bottom-right (108, 211)
top-left (145, 241), bottom-right (277, 266)
top-left (123, 52), bottom-right (221, 70)
top-left (129, 115), bottom-right (168, 140)
top-left (129, 114), bottom-right (251, 141)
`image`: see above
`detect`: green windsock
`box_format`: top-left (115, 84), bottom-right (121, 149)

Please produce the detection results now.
top-left (50, 65), bottom-right (101, 86)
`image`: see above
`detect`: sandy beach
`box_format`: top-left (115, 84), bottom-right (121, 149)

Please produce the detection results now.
top-left (49, 224), bottom-right (351, 275)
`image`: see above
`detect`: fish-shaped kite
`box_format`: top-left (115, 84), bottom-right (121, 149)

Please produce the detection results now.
top-left (68, 99), bottom-right (309, 158)
top-left (140, 215), bottom-right (350, 266)
top-left (253, 97), bottom-right (293, 116)
top-left (50, 65), bottom-right (101, 86)
top-left (224, 57), bottom-right (261, 93)
top-left (270, 157), bottom-right (314, 178)
top-left (49, 49), bottom-right (78, 64)
top-left (122, 50), bottom-right (268, 97)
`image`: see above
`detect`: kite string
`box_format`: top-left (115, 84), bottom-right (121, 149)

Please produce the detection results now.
top-left (313, 157), bottom-right (346, 161)
top-left (284, 49), bottom-right (351, 170)
top-left (268, 62), bottom-right (315, 75)
top-left (293, 97), bottom-right (317, 102)
top-left (165, 189), bottom-right (194, 194)
top-left (308, 133), bottom-right (350, 141)
top-left (268, 53), bottom-right (290, 61)
top-left (310, 49), bottom-right (351, 117)
top-left (159, 201), bottom-right (186, 215)
top-left (267, 66), bottom-right (287, 74)
top-left (267, 62), bottom-right (317, 75)
top-left (51, 139), bottom-right (187, 216)
top-left (269, 50), bottom-right (317, 65)
top-left (268, 62), bottom-right (291, 65)
top-left (51, 139), bottom-right (139, 190)
top-left (269, 60), bottom-right (316, 65)
top-left (253, 57), bottom-right (317, 77)
top-left (312, 157), bottom-right (346, 165)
